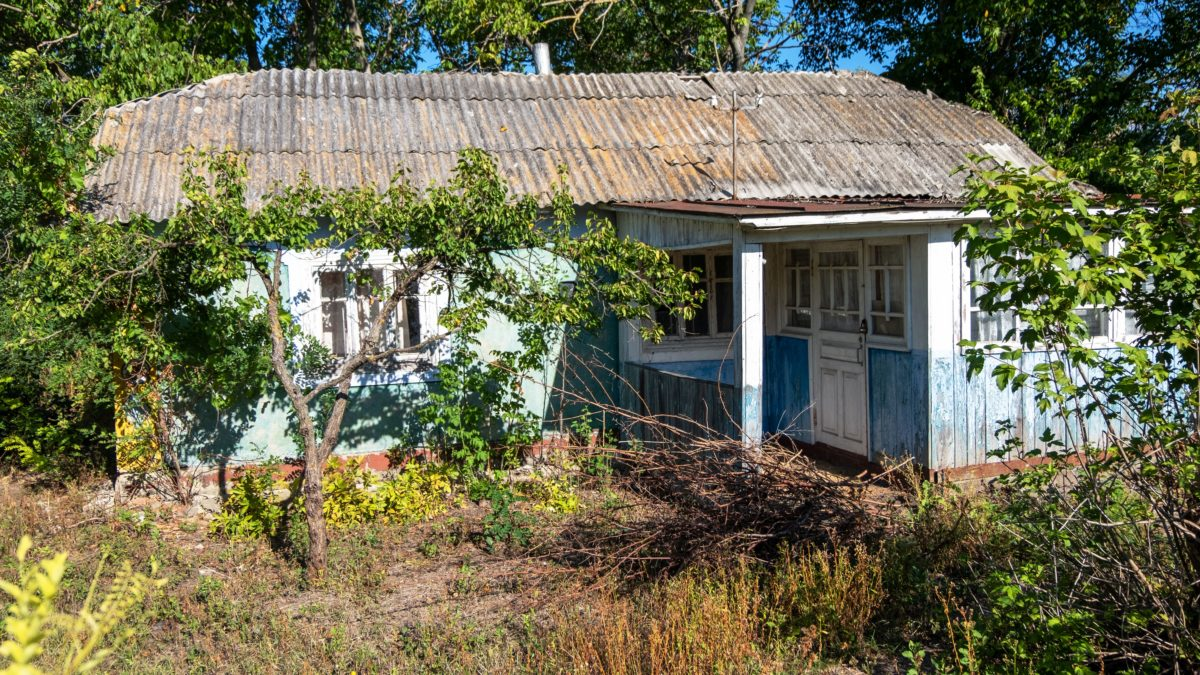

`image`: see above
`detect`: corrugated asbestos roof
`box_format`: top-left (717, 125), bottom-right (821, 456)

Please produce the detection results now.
top-left (89, 68), bottom-right (1045, 221)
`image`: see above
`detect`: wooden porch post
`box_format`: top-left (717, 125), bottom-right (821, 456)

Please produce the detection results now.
top-left (734, 237), bottom-right (764, 449)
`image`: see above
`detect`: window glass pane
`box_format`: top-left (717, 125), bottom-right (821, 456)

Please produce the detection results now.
top-left (713, 254), bottom-right (733, 279)
top-left (685, 305), bottom-right (710, 336)
top-left (871, 270), bottom-right (887, 313)
top-left (872, 315), bottom-right (904, 337)
top-left (885, 269), bottom-right (903, 313)
top-left (320, 271), bottom-right (348, 356)
top-left (655, 306), bottom-right (678, 336)
top-left (787, 248), bottom-right (810, 267)
top-left (796, 269), bottom-right (811, 307)
top-left (1077, 308), bottom-right (1108, 337)
top-left (404, 296), bottom-right (421, 347)
top-left (871, 244), bottom-right (903, 266)
top-left (355, 269), bottom-right (384, 341)
top-left (715, 281), bottom-right (733, 333)
top-left (972, 310), bottom-right (1018, 342)
top-left (682, 254), bottom-right (707, 278)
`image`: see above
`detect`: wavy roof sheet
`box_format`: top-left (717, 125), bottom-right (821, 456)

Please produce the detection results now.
top-left (90, 68), bottom-right (1044, 221)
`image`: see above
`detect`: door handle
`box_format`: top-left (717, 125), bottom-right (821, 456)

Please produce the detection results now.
top-left (857, 319), bottom-right (867, 364)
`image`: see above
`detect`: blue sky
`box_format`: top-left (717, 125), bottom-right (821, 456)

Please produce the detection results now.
top-left (413, 42), bottom-right (893, 74)
top-left (837, 50), bottom-right (890, 74)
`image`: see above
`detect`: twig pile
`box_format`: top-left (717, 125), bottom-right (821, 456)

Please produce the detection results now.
top-left (554, 436), bottom-right (904, 576)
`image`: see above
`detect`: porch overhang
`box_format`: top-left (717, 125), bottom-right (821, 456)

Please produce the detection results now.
top-left (609, 198), bottom-right (989, 230)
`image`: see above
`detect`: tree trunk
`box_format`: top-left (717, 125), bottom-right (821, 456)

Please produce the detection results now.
top-left (344, 0), bottom-right (369, 71)
top-left (257, 251), bottom-right (329, 579)
top-left (713, 0), bottom-right (755, 72)
top-left (301, 436), bottom-right (328, 575)
top-left (301, 0), bottom-right (319, 69)
top-left (242, 0), bottom-right (262, 70)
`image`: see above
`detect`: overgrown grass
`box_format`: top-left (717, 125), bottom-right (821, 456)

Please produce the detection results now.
top-left (5, 456), bottom-right (1182, 674)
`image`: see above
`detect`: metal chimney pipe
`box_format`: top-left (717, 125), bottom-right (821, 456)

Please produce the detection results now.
top-left (533, 42), bottom-right (553, 75)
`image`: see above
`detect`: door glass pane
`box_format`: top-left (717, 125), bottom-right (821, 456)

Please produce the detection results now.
top-left (818, 249), bottom-right (861, 333)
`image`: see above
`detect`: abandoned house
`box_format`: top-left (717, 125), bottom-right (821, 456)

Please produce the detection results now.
top-left (90, 67), bottom-right (1123, 478)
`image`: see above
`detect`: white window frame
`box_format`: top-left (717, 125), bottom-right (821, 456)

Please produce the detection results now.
top-left (866, 239), bottom-right (910, 345)
top-left (317, 266), bottom-right (423, 357)
top-left (962, 241), bottom-right (1130, 347)
top-left (776, 239), bottom-right (911, 350)
top-left (285, 249), bottom-right (445, 386)
top-left (658, 248), bottom-right (736, 341)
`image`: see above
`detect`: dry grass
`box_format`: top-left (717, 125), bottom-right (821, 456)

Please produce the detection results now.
top-left (0, 468), bottom-right (909, 674)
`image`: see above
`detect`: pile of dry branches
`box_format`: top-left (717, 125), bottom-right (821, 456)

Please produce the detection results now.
top-left (553, 431), bottom-right (903, 576)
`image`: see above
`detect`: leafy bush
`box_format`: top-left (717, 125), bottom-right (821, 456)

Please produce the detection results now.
top-left (954, 134), bottom-right (1200, 669)
top-left (214, 458), bottom-right (458, 539)
top-left (319, 457), bottom-right (381, 528)
top-left (479, 481), bottom-right (534, 552)
top-left (209, 463), bottom-right (283, 540)
top-left (518, 474), bottom-right (581, 514)
top-left (420, 345), bottom-right (539, 476)
top-left (0, 535), bottom-right (163, 674)
top-left (376, 462), bottom-right (455, 524)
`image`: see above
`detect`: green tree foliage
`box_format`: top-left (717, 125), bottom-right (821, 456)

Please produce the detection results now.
top-left (0, 3), bottom-right (247, 476)
top-left (845, 0), bottom-right (1200, 191)
top-left (420, 0), bottom-right (847, 72)
top-left (955, 122), bottom-right (1200, 667)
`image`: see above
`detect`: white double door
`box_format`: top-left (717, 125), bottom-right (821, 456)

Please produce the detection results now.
top-left (812, 242), bottom-right (868, 457)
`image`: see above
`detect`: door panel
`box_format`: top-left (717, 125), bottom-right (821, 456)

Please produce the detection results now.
top-left (840, 370), bottom-right (865, 443)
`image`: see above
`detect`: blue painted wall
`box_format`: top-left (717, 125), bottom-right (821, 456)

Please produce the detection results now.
top-left (763, 336), bottom-right (812, 442)
top-left (868, 348), bottom-right (930, 465)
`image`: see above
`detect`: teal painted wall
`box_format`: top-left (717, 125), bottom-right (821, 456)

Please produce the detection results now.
top-left (174, 381), bottom-right (436, 464)
top-left (170, 247), bottom-right (578, 466)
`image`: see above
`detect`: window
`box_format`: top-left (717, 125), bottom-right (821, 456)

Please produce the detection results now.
top-left (968, 257), bottom-right (1020, 342)
top-left (967, 255), bottom-right (1110, 342)
top-left (658, 250), bottom-right (734, 339)
top-left (319, 268), bottom-right (421, 357)
top-left (868, 243), bottom-right (906, 339)
top-left (783, 247), bottom-right (812, 330)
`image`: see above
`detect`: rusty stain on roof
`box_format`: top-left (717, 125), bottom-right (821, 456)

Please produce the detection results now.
top-left (89, 69), bottom-right (1045, 221)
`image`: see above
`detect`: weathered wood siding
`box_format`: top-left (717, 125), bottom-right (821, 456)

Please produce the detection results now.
top-left (868, 348), bottom-right (930, 465)
top-left (929, 348), bottom-right (1129, 469)
top-left (763, 335), bottom-right (812, 442)
top-left (622, 362), bottom-right (740, 443)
